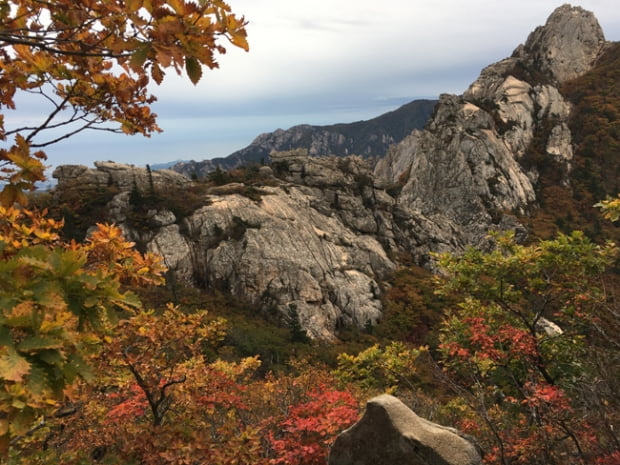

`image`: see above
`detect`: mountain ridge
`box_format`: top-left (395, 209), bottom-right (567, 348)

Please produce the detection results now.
top-left (167, 99), bottom-right (437, 178)
top-left (48, 5), bottom-right (618, 340)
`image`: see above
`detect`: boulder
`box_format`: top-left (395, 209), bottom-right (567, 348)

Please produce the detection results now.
top-left (328, 395), bottom-right (481, 465)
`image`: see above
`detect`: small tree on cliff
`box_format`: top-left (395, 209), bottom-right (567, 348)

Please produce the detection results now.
top-left (595, 195), bottom-right (620, 222)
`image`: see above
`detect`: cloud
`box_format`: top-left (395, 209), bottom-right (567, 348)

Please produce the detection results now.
top-left (192, 2), bottom-right (615, 107)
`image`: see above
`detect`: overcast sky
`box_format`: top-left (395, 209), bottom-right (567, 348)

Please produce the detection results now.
top-left (29, 1), bottom-right (620, 173)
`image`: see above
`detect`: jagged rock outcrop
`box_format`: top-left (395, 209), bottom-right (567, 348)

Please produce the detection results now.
top-left (53, 161), bottom-right (191, 193)
top-left (269, 151), bottom-right (461, 267)
top-left (170, 99), bottom-right (437, 178)
top-left (515, 4), bottom-right (606, 84)
top-left (55, 158), bottom-right (398, 340)
top-left (178, 187), bottom-right (393, 340)
top-left (49, 5), bottom-right (613, 340)
top-left (328, 395), bottom-right (482, 465)
top-left (53, 155), bottom-right (462, 339)
top-left (375, 4), bottom-right (606, 249)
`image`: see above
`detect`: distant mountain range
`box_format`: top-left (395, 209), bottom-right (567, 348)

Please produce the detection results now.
top-left (163, 99), bottom-right (437, 178)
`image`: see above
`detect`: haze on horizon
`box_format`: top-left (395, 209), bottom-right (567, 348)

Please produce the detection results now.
top-left (11, 1), bottom-right (620, 173)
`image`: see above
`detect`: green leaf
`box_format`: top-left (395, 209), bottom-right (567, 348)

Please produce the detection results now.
top-left (83, 295), bottom-right (99, 308)
top-left (17, 336), bottom-right (63, 353)
top-left (185, 56), bottom-right (202, 85)
top-left (3, 313), bottom-right (32, 329)
top-left (49, 249), bottom-right (86, 277)
top-left (30, 280), bottom-right (63, 308)
top-left (63, 352), bottom-right (93, 383)
top-left (0, 347), bottom-right (31, 382)
top-left (130, 43), bottom-right (151, 70)
top-left (37, 349), bottom-right (65, 367)
top-left (26, 363), bottom-right (49, 396)
top-left (120, 291), bottom-right (141, 309)
top-left (0, 326), bottom-right (12, 348)
top-left (9, 407), bottom-right (37, 435)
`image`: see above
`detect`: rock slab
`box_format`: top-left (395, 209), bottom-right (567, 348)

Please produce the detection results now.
top-left (328, 395), bottom-right (481, 465)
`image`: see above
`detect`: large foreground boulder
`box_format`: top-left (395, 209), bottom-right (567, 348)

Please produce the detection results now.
top-left (328, 395), bottom-right (481, 465)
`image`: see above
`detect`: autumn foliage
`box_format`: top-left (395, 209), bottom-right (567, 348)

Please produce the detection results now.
top-left (8, 306), bottom-right (361, 464)
top-left (0, 0), bottom-right (248, 205)
top-left (436, 231), bottom-right (620, 465)
top-left (267, 388), bottom-right (359, 465)
top-left (2, 2), bottom-right (620, 465)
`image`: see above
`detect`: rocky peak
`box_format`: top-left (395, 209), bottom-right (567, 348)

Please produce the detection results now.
top-left (375, 5), bottom-right (606, 252)
top-left (47, 6), bottom-right (613, 341)
top-left (515, 4), bottom-right (606, 84)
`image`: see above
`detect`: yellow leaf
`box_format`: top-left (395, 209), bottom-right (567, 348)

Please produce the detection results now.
top-left (168, 0), bottom-right (187, 14)
top-left (126, 0), bottom-right (143, 13)
top-left (0, 419), bottom-right (8, 436)
top-left (0, 348), bottom-right (31, 382)
top-left (11, 399), bottom-right (26, 409)
top-left (229, 30), bottom-right (249, 52)
top-left (0, 184), bottom-right (28, 208)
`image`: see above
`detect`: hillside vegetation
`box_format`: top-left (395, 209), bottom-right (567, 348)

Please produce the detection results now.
top-left (3, 2), bottom-right (620, 463)
top-left (524, 42), bottom-right (620, 241)
top-left (15, 44), bottom-right (620, 464)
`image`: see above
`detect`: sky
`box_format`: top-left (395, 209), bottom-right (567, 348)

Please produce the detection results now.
top-left (10, 1), bottom-right (620, 174)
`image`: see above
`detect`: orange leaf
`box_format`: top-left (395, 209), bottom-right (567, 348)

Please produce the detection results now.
top-left (151, 63), bottom-right (165, 84)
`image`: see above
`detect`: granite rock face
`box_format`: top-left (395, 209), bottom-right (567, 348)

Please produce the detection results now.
top-left (55, 155), bottom-right (459, 339)
top-left (375, 4), bottom-right (605, 250)
top-left (179, 181), bottom-right (395, 341)
top-left (52, 161), bottom-right (191, 193)
top-left (328, 395), bottom-right (482, 465)
top-left (515, 4), bottom-right (606, 84)
top-left (56, 157), bottom-right (396, 340)
top-left (50, 6), bottom-right (610, 340)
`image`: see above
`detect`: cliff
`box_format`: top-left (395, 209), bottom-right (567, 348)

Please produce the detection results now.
top-left (375, 3), bottom-right (607, 249)
top-left (51, 5), bottom-right (615, 340)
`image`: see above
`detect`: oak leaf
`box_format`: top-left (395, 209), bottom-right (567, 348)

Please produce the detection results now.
top-left (0, 348), bottom-right (31, 382)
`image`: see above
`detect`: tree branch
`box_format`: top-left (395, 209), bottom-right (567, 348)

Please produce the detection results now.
top-left (0, 32), bottom-right (132, 58)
